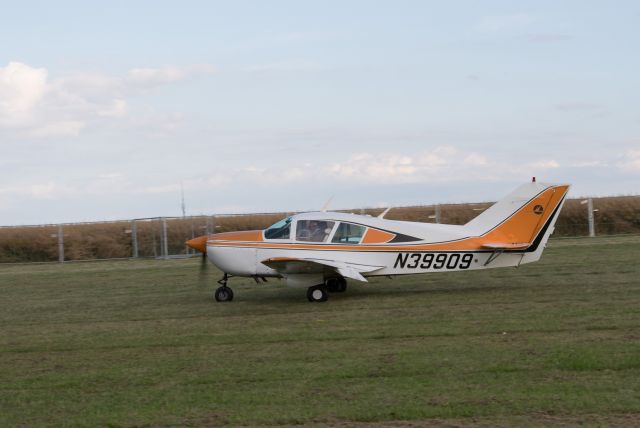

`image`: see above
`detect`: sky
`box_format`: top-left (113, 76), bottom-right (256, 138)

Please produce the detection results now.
top-left (1, 0), bottom-right (639, 225)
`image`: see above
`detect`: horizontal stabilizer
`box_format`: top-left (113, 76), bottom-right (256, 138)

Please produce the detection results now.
top-left (481, 242), bottom-right (531, 250)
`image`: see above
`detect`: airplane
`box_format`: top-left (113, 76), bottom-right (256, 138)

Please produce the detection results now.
top-left (187, 179), bottom-right (569, 302)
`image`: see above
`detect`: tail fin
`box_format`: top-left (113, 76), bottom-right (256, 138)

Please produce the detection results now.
top-left (466, 182), bottom-right (570, 252)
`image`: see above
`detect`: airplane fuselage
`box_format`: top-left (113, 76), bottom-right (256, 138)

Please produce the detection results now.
top-left (188, 182), bottom-right (569, 301)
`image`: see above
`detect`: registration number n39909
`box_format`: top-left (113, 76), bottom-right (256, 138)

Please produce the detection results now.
top-left (393, 253), bottom-right (474, 270)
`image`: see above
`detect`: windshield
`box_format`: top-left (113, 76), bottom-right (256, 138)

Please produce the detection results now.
top-left (264, 217), bottom-right (292, 239)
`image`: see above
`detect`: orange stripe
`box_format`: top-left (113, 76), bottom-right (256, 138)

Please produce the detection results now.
top-left (361, 228), bottom-right (396, 244)
top-left (211, 230), bottom-right (264, 242)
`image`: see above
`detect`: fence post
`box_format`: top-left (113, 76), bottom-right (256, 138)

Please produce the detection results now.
top-left (209, 216), bottom-right (216, 235)
top-left (162, 218), bottom-right (169, 259)
top-left (131, 220), bottom-right (138, 258)
top-left (588, 198), bottom-right (595, 237)
top-left (57, 224), bottom-right (64, 263)
top-left (434, 204), bottom-right (441, 224)
top-left (189, 218), bottom-right (195, 255)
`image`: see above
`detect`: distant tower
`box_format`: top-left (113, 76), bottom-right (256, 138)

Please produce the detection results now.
top-left (180, 182), bottom-right (186, 218)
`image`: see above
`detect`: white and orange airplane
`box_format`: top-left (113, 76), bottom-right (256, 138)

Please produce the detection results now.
top-left (187, 179), bottom-right (569, 302)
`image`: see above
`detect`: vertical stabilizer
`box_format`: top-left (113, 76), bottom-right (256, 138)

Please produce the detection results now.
top-left (466, 182), bottom-right (570, 248)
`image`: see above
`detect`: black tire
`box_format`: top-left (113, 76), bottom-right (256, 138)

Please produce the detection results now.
top-left (215, 286), bottom-right (234, 302)
top-left (307, 285), bottom-right (328, 302)
top-left (325, 277), bottom-right (341, 293)
top-left (326, 277), bottom-right (347, 293)
top-left (337, 277), bottom-right (347, 293)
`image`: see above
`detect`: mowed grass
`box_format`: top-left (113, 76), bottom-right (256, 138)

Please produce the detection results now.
top-left (1, 236), bottom-right (639, 427)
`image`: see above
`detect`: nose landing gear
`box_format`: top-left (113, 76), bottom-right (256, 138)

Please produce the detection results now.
top-left (215, 273), bottom-right (234, 302)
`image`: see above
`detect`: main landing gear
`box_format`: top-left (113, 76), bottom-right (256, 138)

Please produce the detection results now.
top-left (214, 274), bottom-right (347, 303)
top-left (215, 273), bottom-right (234, 302)
top-left (307, 285), bottom-right (328, 302)
top-left (307, 277), bottom-right (347, 302)
top-left (325, 277), bottom-right (347, 293)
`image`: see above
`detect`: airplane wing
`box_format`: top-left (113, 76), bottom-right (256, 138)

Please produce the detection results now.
top-left (261, 257), bottom-right (384, 282)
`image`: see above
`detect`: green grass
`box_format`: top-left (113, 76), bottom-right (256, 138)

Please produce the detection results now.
top-left (1, 235), bottom-right (640, 427)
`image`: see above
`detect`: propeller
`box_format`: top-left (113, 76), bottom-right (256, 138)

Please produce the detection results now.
top-left (186, 235), bottom-right (210, 284)
top-left (199, 248), bottom-right (209, 271)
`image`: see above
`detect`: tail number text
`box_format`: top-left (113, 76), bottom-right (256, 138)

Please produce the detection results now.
top-left (394, 253), bottom-right (473, 270)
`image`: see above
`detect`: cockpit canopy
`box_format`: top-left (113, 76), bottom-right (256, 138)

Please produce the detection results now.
top-left (264, 217), bottom-right (370, 244)
top-left (295, 220), bottom-right (334, 242)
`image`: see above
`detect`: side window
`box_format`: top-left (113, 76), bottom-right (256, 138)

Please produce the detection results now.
top-left (296, 220), bottom-right (335, 242)
top-left (331, 223), bottom-right (366, 244)
top-left (264, 217), bottom-right (291, 239)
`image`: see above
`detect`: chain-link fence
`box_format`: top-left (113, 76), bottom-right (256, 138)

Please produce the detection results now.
top-left (1, 196), bottom-right (639, 263)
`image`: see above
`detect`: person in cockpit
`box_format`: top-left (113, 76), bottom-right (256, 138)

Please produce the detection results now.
top-left (308, 221), bottom-right (327, 242)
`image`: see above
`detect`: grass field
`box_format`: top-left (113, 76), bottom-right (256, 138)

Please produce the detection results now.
top-left (1, 235), bottom-right (639, 427)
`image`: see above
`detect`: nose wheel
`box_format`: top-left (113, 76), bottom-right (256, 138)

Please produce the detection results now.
top-left (215, 273), bottom-right (234, 302)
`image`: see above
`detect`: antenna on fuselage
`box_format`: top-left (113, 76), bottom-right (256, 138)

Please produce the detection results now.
top-left (378, 207), bottom-right (393, 219)
top-left (320, 196), bottom-right (334, 212)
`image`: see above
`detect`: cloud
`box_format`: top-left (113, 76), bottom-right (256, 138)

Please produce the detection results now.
top-left (322, 148), bottom-right (568, 185)
top-left (618, 150), bottom-right (640, 172)
top-left (570, 160), bottom-right (608, 168)
top-left (527, 160), bottom-right (560, 170)
top-left (0, 61), bottom-right (214, 138)
top-left (126, 64), bottom-right (214, 87)
top-left (28, 120), bottom-right (85, 138)
top-left (0, 181), bottom-right (74, 200)
top-left (98, 98), bottom-right (127, 118)
top-left (0, 62), bottom-right (48, 128)
top-left (326, 147), bottom-right (495, 184)
top-left (139, 173), bottom-right (231, 195)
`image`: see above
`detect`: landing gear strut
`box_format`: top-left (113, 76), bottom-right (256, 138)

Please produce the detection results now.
top-left (325, 277), bottom-right (347, 293)
top-left (215, 273), bottom-right (234, 302)
top-left (307, 277), bottom-right (347, 302)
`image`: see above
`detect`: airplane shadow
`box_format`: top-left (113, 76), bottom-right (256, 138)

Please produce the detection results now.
top-left (218, 280), bottom-right (524, 305)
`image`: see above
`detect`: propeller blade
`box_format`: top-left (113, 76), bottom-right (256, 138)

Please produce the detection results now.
top-left (197, 248), bottom-right (210, 287)
top-left (186, 235), bottom-right (210, 286)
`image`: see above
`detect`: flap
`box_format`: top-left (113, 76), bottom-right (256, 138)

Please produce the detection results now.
top-left (261, 257), bottom-right (383, 282)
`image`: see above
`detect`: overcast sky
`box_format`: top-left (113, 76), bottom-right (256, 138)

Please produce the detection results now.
top-left (1, 1), bottom-right (639, 225)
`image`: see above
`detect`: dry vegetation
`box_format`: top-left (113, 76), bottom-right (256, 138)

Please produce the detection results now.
top-left (1, 196), bottom-right (638, 263)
